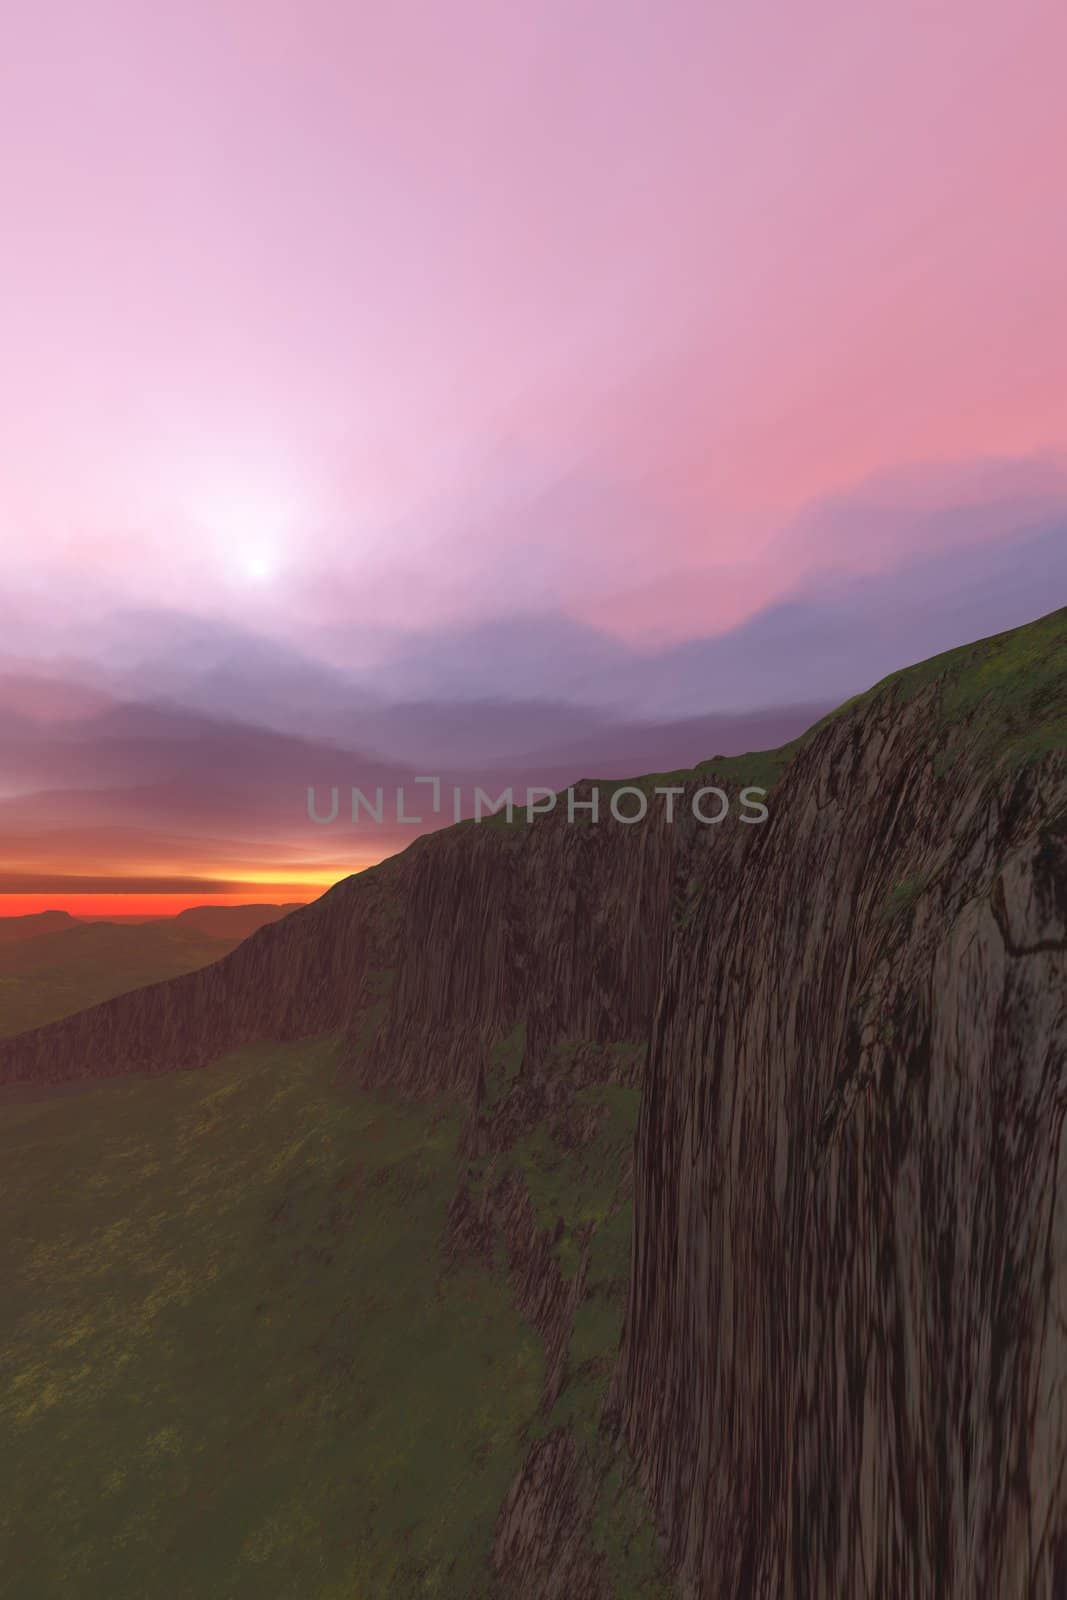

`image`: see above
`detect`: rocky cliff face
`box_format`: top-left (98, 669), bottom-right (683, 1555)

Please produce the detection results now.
top-left (2, 609), bottom-right (1064, 1598)
top-left (0, 852), bottom-right (408, 1084)
top-left (623, 672), bottom-right (1067, 1596)
top-left (0, 780), bottom-right (706, 1092)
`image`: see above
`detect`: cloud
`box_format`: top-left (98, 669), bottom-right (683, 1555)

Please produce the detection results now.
top-left (5, 454), bottom-right (1065, 732)
top-left (3, 453), bottom-right (1062, 914)
top-left (603, 517), bottom-right (1067, 717)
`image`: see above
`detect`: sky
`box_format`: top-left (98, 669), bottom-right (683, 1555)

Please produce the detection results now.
top-left (1, 0), bottom-right (1066, 912)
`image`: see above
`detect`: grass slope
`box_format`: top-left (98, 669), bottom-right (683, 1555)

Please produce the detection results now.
top-left (0, 1041), bottom-right (543, 1598)
top-left (472, 1032), bottom-right (673, 1593)
top-left (806, 602), bottom-right (1067, 766)
top-left (1, 1035), bottom-right (671, 1598)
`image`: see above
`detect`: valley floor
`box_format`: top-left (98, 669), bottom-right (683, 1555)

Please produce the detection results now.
top-left (0, 1037), bottom-right (668, 1598)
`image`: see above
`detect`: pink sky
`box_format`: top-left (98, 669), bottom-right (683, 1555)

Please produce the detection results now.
top-left (2, 0), bottom-right (1065, 657)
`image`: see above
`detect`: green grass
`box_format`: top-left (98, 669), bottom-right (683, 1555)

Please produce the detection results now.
top-left (512, 1080), bottom-right (673, 1595)
top-left (522, 1083), bottom-right (637, 1447)
top-left (0, 1039), bottom-right (543, 1599)
top-left (513, 1081), bottom-right (638, 1281)
top-left (463, 1049), bottom-right (672, 1593)
top-left (820, 604), bottom-right (1067, 768)
top-left (589, 1461), bottom-right (676, 1600)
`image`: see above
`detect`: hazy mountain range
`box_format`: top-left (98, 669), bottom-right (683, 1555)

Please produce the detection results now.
top-left (2, 491), bottom-right (1064, 901)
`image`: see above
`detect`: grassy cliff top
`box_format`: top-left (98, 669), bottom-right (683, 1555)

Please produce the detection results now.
top-left (811, 602), bottom-right (1067, 767)
top-left (483, 606), bottom-right (1067, 825)
top-left (643, 603), bottom-right (1067, 797)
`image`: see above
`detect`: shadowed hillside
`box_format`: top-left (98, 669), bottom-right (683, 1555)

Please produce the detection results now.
top-left (0, 905), bottom-right (303, 1039)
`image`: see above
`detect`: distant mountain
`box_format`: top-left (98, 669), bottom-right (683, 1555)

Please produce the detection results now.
top-left (0, 668), bottom-right (829, 900)
top-left (0, 910), bottom-right (80, 944)
top-left (496, 702), bottom-right (832, 780)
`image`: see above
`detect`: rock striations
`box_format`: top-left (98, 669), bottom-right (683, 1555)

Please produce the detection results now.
top-left (623, 673), bottom-right (1067, 1596)
top-left (0, 778), bottom-right (707, 1094)
top-left (1, 606), bottom-right (1065, 1597)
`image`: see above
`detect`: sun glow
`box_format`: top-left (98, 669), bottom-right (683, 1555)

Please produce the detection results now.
top-left (236, 543), bottom-right (281, 584)
top-left (173, 461), bottom-right (304, 587)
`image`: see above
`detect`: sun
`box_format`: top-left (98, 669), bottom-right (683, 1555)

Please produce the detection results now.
top-left (237, 544), bottom-right (281, 584)
top-left (175, 461), bottom-right (299, 587)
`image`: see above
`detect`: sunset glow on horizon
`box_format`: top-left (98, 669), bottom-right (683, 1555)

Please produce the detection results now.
top-left (0, 893), bottom-right (315, 922)
top-left (3, 0), bottom-right (1066, 914)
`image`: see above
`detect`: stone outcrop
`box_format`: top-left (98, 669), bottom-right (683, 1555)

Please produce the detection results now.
top-left (492, 1428), bottom-right (611, 1600)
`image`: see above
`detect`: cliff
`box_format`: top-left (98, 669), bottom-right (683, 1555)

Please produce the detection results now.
top-left (1, 606), bottom-right (1065, 1598)
top-left (622, 608), bottom-right (1067, 1596)
top-left (0, 777), bottom-right (713, 1091)
top-left (0, 855), bottom-right (406, 1084)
